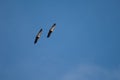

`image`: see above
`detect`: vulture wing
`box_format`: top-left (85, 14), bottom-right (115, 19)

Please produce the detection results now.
top-left (34, 28), bottom-right (43, 44)
top-left (47, 23), bottom-right (56, 38)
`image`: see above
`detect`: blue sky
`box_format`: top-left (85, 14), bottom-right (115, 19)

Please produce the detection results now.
top-left (0, 0), bottom-right (120, 80)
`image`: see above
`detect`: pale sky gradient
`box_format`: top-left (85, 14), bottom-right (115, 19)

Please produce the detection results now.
top-left (0, 0), bottom-right (120, 80)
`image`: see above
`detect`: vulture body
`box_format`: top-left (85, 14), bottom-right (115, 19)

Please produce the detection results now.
top-left (47, 23), bottom-right (56, 38)
top-left (34, 28), bottom-right (43, 44)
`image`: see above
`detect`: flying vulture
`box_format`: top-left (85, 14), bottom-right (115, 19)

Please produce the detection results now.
top-left (34, 28), bottom-right (43, 44)
top-left (47, 23), bottom-right (56, 38)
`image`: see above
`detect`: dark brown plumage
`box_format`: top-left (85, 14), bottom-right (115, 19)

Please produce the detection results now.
top-left (34, 28), bottom-right (43, 44)
top-left (47, 23), bottom-right (56, 38)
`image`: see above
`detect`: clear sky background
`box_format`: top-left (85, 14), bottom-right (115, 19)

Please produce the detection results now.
top-left (0, 0), bottom-right (120, 80)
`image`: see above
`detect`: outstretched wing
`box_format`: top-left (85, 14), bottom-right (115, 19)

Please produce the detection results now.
top-left (34, 37), bottom-right (39, 44)
top-left (47, 31), bottom-right (52, 38)
top-left (34, 28), bottom-right (43, 44)
top-left (47, 23), bottom-right (56, 38)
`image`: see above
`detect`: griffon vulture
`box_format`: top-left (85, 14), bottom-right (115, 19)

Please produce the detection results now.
top-left (34, 28), bottom-right (43, 44)
top-left (47, 23), bottom-right (56, 38)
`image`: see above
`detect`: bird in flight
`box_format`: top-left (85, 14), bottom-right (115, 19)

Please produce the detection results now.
top-left (47, 23), bottom-right (56, 38)
top-left (34, 28), bottom-right (43, 44)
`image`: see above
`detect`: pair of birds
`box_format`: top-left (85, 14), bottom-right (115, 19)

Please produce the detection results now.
top-left (34, 23), bottom-right (56, 44)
